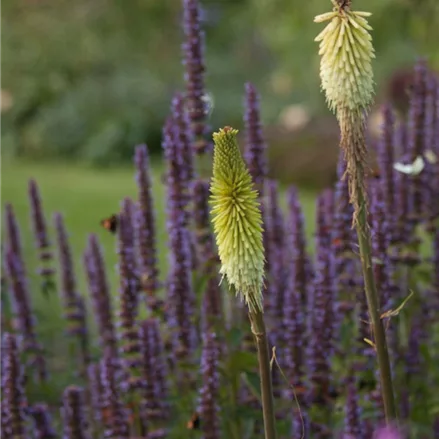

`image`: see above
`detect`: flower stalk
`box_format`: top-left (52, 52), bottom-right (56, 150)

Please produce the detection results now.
top-left (210, 127), bottom-right (276, 439)
top-left (314, 0), bottom-right (397, 422)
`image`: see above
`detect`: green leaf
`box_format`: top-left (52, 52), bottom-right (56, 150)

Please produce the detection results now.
top-left (227, 327), bottom-right (243, 349)
top-left (242, 371), bottom-right (261, 402)
top-left (228, 351), bottom-right (258, 374)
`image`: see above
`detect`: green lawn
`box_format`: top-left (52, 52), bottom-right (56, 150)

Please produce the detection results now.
top-left (1, 158), bottom-right (317, 401)
top-left (2, 158), bottom-right (317, 291)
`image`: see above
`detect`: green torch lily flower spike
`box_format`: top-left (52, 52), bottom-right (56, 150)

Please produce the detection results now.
top-left (314, 0), bottom-right (375, 220)
top-left (315, 0), bottom-right (375, 114)
top-left (314, 1), bottom-right (398, 423)
top-left (210, 127), bottom-right (265, 313)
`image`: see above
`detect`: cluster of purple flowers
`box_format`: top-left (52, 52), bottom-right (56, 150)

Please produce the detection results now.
top-left (1, 1), bottom-right (439, 438)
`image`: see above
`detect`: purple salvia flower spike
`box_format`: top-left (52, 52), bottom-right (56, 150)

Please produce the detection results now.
top-left (376, 104), bottom-right (397, 232)
top-left (198, 332), bottom-right (221, 439)
top-left (4, 203), bottom-right (23, 258)
top-left (166, 225), bottom-right (197, 366)
top-left (264, 180), bottom-right (286, 396)
top-left (244, 83), bottom-right (269, 273)
top-left (244, 82), bottom-right (268, 195)
top-left (99, 353), bottom-right (130, 439)
top-left (265, 179), bottom-right (286, 319)
top-left (171, 93), bottom-right (198, 268)
top-left (61, 386), bottom-right (92, 439)
top-left (87, 363), bottom-right (103, 433)
top-left (162, 116), bottom-right (193, 231)
top-left (343, 374), bottom-right (362, 439)
top-left (193, 180), bottom-right (223, 330)
top-left (134, 144), bottom-right (161, 312)
top-left (172, 93), bottom-right (195, 186)
top-left (392, 121), bottom-right (414, 252)
top-left (1, 333), bottom-right (28, 439)
top-left (332, 152), bottom-right (359, 349)
top-left (28, 179), bottom-right (56, 296)
top-left (84, 234), bottom-right (118, 359)
top-left (306, 191), bottom-right (333, 408)
top-left (54, 212), bottom-right (90, 374)
top-left (139, 318), bottom-right (170, 425)
top-left (407, 60), bottom-right (428, 223)
top-left (4, 248), bottom-right (47, 382)
top-left (369, 182), bottom-right (392, 311)
top-left (182, 0), bottom-right (210, 155)
top-left (425, 73), bottom-right (439, 231)
top-left (117, 197), bottom-right (142, 391)
top-left (29, 403), bottom-right (57, 439)
top-left (283, 186), bottom-right (309, 412)
top-left (163, 116), bottom-right (197, 368)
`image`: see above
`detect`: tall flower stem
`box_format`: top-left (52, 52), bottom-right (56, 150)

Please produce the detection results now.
top-left (210, 127), bottom-right (277, 439)
top-left (314, 0), bottom-right (397, 423)
top-left (248, 309), bottom-right (277, 439)
top-left (354, 177), bottom-right (397, 421)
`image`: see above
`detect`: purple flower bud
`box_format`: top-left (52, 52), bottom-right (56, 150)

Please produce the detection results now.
top-left (28, 179), bottom-right (55, 293)
top-left (373, 426), bottom-right (404, 439)
top-left (244, 83), bottom-right (268, 195)
top-left (29, 403), bottom-right (57, 439)
top-left (182, 0), bottom-right (210, 154)
top-left (134, 144), bottom-right (160, 310)
top-left (61, 386), bottom-right (92, 439)
top-left (117, 198), bottom-right (142, 390)
top-left (99, 353), bottom-right (130, 439)
top-left (198, 332), bottom-right (220, 439)
top-left (84, 234), bottom-right (118, 359)
top-left (139, 318), bottom-right (169, 423)
top-left (54, 213), bottom-right (90, 370)
top-left (4, 249), bottom-right (47, 382)
top-left (1, 333), bottom-right (28, 439)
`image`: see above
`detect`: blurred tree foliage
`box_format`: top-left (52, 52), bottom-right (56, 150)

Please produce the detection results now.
top-left (2, 0), bottom-right (438, 164)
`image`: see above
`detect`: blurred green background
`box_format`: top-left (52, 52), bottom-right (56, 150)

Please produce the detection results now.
top-left (2, 0), bottom-right (439, 170)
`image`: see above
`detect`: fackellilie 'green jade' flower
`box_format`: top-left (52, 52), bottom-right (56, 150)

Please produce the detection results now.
top-left (314, 1), bottom-right (375, 114)
top-left (210, 127), bottom-right (265, 313)
top-left (314, 0), bottom-right (376, 220)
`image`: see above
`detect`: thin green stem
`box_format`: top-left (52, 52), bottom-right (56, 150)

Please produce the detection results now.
top-left (355, 178), bottom-right (398, 422)
top-left (248, 309), bottom-right (277, 439)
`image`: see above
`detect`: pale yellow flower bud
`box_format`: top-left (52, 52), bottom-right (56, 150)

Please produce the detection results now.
top-left (210, 127), bottom-right (265, 312)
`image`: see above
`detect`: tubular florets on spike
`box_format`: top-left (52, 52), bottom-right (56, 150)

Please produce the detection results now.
top-left (314, 6), bottom-right (375, 114)
top-left (210, 127), bottom-right (265, 312)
